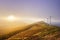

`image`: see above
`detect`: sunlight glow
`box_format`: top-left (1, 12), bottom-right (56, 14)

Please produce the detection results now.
top-left (7, 15), bottom-right (15, 21)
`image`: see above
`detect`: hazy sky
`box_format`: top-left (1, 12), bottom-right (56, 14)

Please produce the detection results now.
top-left (0, 0), bottom-right (60, 22)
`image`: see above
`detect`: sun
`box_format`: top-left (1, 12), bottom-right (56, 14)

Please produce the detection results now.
top-left (7, 15), bottom-right (15, 21)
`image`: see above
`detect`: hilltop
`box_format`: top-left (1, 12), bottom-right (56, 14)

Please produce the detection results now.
top-left (1, 21), bottom-right (60, 40)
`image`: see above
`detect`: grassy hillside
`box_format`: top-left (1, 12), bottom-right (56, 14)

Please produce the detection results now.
top-left (3, 21), bottom-right (60, 40)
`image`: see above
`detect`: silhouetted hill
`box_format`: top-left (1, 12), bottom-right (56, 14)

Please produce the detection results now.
top-left (1, 21), bottom-right (60, 40)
